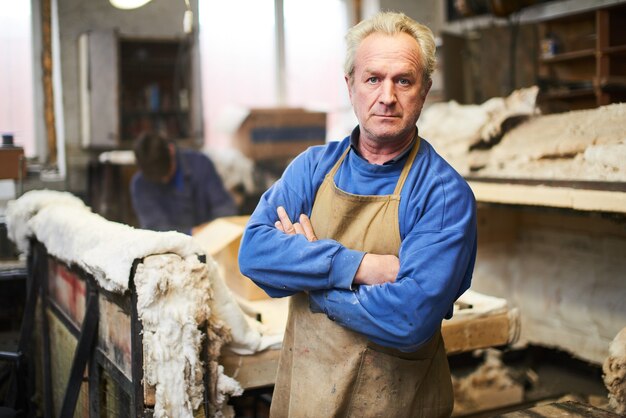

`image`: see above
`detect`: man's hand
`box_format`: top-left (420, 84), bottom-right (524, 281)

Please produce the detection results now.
top-left (275, 206), bottom-right (317, 242)
top-left (353, 254), bottom-right (399, 286)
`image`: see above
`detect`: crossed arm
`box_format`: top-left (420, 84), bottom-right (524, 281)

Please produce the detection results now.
top-left (274, 206), bottom-right (399, 287)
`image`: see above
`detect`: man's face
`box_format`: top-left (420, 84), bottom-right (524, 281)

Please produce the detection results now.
top-left (159, 144), bottom-right (177, 184)
top-left (346, 32), bottom-right (431, 145)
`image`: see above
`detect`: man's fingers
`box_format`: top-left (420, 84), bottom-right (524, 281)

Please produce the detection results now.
top-left (277, 206), bottom-right (295, 233)
top-left (275, 208), bottom-right (317, 242)
top-left (293, 222), bottom-right (305, 236)
top-left (299, 214), bottom-right (317, 242)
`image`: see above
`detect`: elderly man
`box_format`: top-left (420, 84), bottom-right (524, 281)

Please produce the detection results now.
top-left (239, 11), bottom-right (476, 417)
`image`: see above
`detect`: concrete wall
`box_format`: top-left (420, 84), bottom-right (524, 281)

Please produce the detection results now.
top-left (472, 205), bottom-right (626, 365)
top-left (51, 0), bottom-right (200, 195)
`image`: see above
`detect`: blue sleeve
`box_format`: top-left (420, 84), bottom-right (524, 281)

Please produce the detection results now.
top-left (130, 174), bottom-right (192, 234)
top-left (238, 149), bottom-right (365, 298)
top-left (309, 178), bottom-right (477, 352)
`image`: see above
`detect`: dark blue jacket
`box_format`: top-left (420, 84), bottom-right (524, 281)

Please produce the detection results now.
top-left (130, 148), bottom-right (236, 234)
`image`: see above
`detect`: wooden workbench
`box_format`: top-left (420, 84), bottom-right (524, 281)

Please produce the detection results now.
top-left (221, 291), bottom-right (519, 390)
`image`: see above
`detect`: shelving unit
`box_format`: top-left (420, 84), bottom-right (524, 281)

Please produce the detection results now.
top-left (537, 3), bottom-right (626, 113)
top-left (119, 38), bottom-right (191, 145)
top-left (79, 31), bottom-right (193, 149)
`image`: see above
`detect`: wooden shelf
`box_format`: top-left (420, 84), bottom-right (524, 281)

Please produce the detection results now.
top-left (537, 4), bottom-right (626, 113)
top-left (540, 48), bottom-right (595, 63)
top-left (119, 38), bottom-right (191, 143)
top-left (121, 110), bottom-right (189, 117)
top-left (539, 87), bottom-right (595, 100)
top-left (603, 44), bottom-right (626, 54)
top-left (467, 178), bottom-right (626, 214)
top-left (599, 75), bottom-right (626, 90)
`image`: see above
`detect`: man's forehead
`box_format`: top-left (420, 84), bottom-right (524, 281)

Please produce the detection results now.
top-left (360, 31), bottom-right (420, 48)
top-left (354, 33), bottom-right (423, 72)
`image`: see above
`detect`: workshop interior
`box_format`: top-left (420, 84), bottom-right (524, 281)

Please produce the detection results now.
top-left (0, 0), bottom-right (625, 417)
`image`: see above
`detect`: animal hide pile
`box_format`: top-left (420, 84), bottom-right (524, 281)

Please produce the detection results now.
top-left (421, 89), bottom-right (626, 182)
top-left (4, 190), bottom-right (283, 417)
top-left (419, 86), bottom-right (540, 174)
top-left (477, 103), bottom-right (626, 181)
top-left (603, 327), bottom-right (626, 415)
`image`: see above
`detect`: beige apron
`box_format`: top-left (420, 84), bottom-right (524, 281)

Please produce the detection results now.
top-left (270, 139), bottom-right (454, 418)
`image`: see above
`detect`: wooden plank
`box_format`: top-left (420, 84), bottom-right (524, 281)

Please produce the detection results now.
top-left (496, 400), bottom-right (623, 417)
top-left (220, 348), bottom-right (281, 390)
top-left (443, 311), bottom-right (515, 355)
top-left (221, 308), bottom-right (517, 389)
top-left (469, 181), bottom-right (626, 214)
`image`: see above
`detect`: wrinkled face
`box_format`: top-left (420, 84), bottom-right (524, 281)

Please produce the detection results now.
top-left (346, 32), bottom-right (431, 145)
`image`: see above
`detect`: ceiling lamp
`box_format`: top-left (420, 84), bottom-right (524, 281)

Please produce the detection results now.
top-left (110, 0), bottom-right (153, 10)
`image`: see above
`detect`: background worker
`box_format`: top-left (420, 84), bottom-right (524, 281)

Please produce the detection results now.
top-left (131, 131), bottom-right (236, 234)
top-left (239, 11), bottom-right (477, 417)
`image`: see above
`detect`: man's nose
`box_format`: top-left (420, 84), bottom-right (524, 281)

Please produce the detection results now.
top-left (379, 80), bottom-right (397, 105)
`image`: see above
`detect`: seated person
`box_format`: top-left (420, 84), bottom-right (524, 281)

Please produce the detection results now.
top-left (130, 131), bottom-right (237, 234)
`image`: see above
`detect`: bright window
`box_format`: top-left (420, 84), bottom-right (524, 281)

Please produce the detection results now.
top-left (0, 0), bottom-right (35, 157)
top-left (198, 0), bottom-right (354, 148)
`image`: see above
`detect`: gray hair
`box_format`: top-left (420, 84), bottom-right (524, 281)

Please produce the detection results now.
top-left (344, 11), bottom-right (436, 83)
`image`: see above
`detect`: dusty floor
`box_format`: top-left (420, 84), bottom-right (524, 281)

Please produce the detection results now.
top-left (449, 346), bottom-right (609, 417)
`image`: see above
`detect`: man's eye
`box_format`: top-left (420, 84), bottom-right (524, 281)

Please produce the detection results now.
top-left (367, 77), bottom-right (379, 84)
top-left (398, 79), bottom-right (410, 86)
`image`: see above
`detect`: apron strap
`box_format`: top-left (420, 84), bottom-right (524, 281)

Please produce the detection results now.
top-left (393, 135), bottom-right (421, 196)
top-left (327, 145), bottom-right (351, 178)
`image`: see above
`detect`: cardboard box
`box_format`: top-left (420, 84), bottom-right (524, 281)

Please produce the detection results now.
top-left (235, 108), bottom-right (326, 161)
top-left (193, 216), bottom-right (270, 300)
top-left (0, 147), bottom-right (26, 180)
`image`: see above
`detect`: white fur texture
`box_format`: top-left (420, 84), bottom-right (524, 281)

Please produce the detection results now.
top-left (5, 189), bottom-right (88, 254)
top-left (5, 190), bottom-right (282, 417)
top-left (209, 259), bottom-right (282, 355)
top-left (419, 86), bottom-right (539, 173)
top-left (136, 254), bottom-right (243, 418)
top-left (29, 204), bottom-right (203, 293)
top-left (604, 327), bottom-right (626, 414)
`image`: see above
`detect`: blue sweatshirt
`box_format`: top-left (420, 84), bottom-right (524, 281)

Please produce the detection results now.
top-left (130, 148), bottom-right (237, 234)
top-left (239, 133), bottom-right (477, 351)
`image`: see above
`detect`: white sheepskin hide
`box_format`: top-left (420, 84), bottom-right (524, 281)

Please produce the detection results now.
top-left (419, 86), bottom-right (539, 174)
top-left (208, 257), bottom-right (282, 355)
top-left (28, 204), bottom-right (202, 293)
top-left (604, 327), bottom-right (626, 415)
top-left (5, 190), bottom-right (282, 417)
top-left (5, 189), bottom-right (88, 254)
top-left (204, 148), bottom-right (256, 195)
top-left (135, 254), bottom-right (242, 418)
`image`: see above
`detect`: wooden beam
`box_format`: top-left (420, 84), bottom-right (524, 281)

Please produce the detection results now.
top-left (469, 181), bottom-right (626, 214)
top-left (41, 0), bottom-right (57, 166)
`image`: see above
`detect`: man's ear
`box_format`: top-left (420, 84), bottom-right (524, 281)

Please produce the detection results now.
top-left (345, 75), bottom-right (353, 103)
top-left (421, 79), bottom-right (433, 99)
